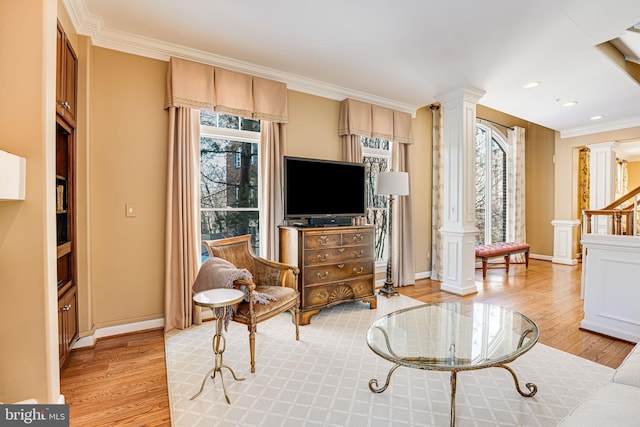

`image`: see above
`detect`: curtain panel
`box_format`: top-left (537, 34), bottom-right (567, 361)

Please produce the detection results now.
top-left (507, 126), bottom-right (526, 263)
top-left (164, 107), bottom-right (201, 332)
top-left (430, 104), bottom-right (444, 281)
top-left (165, 57), bottom-right (288, 123)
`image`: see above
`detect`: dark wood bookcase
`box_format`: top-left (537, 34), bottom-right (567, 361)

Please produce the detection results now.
top-left (56, 20), bottom-right (78, 367)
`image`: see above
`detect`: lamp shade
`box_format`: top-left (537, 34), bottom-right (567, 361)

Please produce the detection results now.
top-left (375, 171), bottom-right (409, 196)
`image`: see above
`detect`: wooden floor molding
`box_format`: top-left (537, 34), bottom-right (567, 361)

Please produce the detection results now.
top-left (60, 259), bottom-right (635, 426)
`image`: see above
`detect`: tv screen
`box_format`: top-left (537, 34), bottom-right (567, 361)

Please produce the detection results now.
top-left (284, 156), bottom-right (366, 219)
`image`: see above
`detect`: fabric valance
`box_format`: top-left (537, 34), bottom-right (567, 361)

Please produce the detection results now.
top-left (338, 98), bottom-right (413, 144)
top-left (165, 57), bottom-right (288, 123)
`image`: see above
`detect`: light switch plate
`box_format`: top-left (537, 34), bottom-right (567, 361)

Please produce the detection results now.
top-left (125, 203), bottom-right (136, 218)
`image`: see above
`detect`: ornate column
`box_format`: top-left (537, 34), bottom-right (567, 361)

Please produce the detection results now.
top-left (437, 87), bottom-right (485, 295)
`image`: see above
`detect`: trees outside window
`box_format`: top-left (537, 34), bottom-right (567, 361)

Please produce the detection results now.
top-left (362, 136), bottom-right (391, 262)
top-left (475, 124), bottom-right (507, 245)
top-left (200, 110), bottom-right (260, 259)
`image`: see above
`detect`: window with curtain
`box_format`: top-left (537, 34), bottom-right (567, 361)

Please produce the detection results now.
top-left (362, 136), bottom-right (391, 262)
top-left (475, 123), bottom-right (508, 245)
top-left (200, 110), bottom-right (261, 259)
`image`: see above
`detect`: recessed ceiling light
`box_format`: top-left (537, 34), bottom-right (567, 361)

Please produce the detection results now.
top-left (562, 101), bottom-right (578, 107)
top-left (522, 81), bottom-right (541, 89)
top-left (590, 115), bottom-right (603, 121)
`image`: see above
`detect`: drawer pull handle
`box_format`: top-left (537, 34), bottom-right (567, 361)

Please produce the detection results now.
top-left (317, 272), bottom-right (330, 280)
top-left (353, 234), bottom-right (364, 242)
top-left (318, 236), bottom-right (329, 245)
top-left (337, 264), bottom-right (345, 268)
top-left (354, 250), bottom-right (364, 258)
top-left (338, 248), bottom-right (345, 253)
top-left (317, 254), bottom-right (329, 261)
top-left (353, 267), bottom-right (364, 274)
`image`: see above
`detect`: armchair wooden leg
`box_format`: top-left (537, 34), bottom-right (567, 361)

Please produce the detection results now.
top-left (290, 307), bottom-right (299, 341)
top-left (248, 325), bottom-right (256, 374)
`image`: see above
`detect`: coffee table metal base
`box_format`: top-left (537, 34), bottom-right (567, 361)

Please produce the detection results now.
top-left (369, 362), bottom-right (537, 427)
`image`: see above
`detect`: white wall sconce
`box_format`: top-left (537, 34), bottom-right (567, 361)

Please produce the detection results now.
top-left (0, 149), bottom-right (26, 201)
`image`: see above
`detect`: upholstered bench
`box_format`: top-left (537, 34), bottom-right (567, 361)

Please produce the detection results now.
top-left (475, 242), bottom-right (530, 278)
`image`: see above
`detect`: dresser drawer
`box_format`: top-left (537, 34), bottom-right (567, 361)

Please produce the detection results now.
top-left (304, 245), bottom-right (373, 265)
top-left (341, 229), bottom-right (373, 246)
top-left (303, 278), bottom-right (374, 309)
top-left (304, 261), bottom-right (373, 284)
top-left (303, 233), bottom-right (342, 249)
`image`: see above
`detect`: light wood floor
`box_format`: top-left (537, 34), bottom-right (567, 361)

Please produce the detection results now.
top-left (60, 259), bottom-right (635, 426)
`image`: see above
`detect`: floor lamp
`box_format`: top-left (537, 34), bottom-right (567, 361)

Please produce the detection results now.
top-left (375, 171), bottom-right (409, 298)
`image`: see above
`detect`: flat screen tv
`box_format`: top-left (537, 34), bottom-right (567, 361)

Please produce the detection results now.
top-left (283, 156), bottom-right (366, 221)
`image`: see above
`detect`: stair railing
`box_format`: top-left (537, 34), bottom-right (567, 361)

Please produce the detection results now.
top-left (583, 185), bottom-right (640, 236)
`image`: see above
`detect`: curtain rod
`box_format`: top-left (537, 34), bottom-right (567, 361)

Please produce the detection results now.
top-left (477, 117), bottom-right (514, 131)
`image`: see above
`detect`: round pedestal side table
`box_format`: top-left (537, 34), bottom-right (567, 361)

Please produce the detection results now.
top-left (191, 288), bottom-right (245, 404)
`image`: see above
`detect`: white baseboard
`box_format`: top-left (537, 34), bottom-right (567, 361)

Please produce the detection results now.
top-left (415, 271), bottom-right (430, 280)
top-left (530, 253), bottom-right (553, 261)
top-left (375, 271), bottom-right (431, 288)
top-left (73, 318), bottom-right (165, 349)
top-left (1, 396), bottom-right (64, 405)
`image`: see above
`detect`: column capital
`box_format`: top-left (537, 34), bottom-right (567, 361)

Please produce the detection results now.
top-left (437, 86), bottom-right (486, 107)
top-left (586, 141), bottom-right (620, 152)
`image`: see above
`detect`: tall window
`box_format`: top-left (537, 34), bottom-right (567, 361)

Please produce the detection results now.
top-left (475, 124), bottom-right (507, 245)
top-left (362, 136), bottom-right (391, 262)
top-left (200, 110), bottom-right (260, 258)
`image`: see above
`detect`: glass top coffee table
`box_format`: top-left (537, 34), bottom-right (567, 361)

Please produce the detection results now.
top-left (367, 302), bottom-right (539, 427)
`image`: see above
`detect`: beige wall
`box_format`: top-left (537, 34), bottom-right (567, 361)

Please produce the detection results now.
top-left (0, 0), bottom-right (58, 404)
top-left (629, 161), bottom-right (640, 190)
top-left (476, 105), bottom-right (556, 256)
top-left (287, 91), bottom-right (343, 160)
top-left (88, 48), bottom-right (168, 328)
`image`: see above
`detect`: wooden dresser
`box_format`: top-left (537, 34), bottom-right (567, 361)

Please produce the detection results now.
top-left (279, 225), bottom-right (377, 325)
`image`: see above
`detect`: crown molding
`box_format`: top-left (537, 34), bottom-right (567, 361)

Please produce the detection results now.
top-left (62, 0), bottom-right (418, 116)
top-left (560, 115), bottom-right (640, 138)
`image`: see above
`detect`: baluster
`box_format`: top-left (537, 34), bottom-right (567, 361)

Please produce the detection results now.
top-left (614, 211), bottom-right (622, 235)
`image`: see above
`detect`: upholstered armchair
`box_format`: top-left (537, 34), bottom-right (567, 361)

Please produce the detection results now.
top-left (202, 234), bottom-right (300, 373)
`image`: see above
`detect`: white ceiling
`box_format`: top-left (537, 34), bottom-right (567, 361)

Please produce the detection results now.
top-left (65, 0), bottom-right (640, 138)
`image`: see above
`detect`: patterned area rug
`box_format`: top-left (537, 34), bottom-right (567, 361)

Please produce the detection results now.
top-left (165, 295), bottom-right (613, 426)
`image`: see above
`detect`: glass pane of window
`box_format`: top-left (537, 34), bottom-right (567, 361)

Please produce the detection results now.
top-left (363, 154), bottom-right (390, 261)
top-left (200, 110), bottom-right (261, 133)
top-left (363, 156), bottom-right (389, 210)
top-left (217, 114), bottom-right (239, 129)
top-left (361, 136), bottom-right (390, 151)
top-left (200, 137), bottom-right (258, 209)
top-left (200, 110), bottom-right (216, 126)
top-left (241, 118), bottom-right (260, 132)
top-left (475, 127), bottom-right (487, 245)
top-left (200, 210), bottom-right (260, 260)
top-left (491, 138), bottom-right (507, 243)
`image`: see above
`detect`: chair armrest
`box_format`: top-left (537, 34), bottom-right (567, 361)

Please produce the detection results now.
top-left (251, 256), bottom-right (299, 289)
top-left (233, 279), bottom-right (256, 292)
top-left (233, 278), bottom-right (256, 313)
